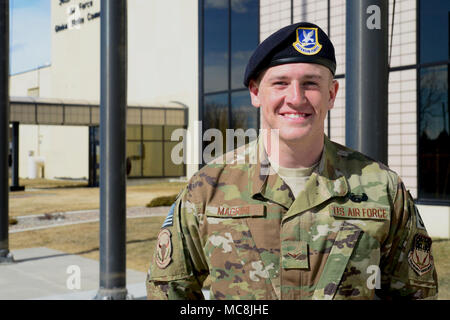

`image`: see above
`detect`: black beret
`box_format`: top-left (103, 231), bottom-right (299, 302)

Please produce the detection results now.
top-left (244, 22), bottom-right (336, 87)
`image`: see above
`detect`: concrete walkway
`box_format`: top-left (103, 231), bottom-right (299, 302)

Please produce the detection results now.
top-left (0, 247), bottom-right (147, 300)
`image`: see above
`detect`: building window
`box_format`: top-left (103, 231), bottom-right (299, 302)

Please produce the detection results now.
top-left (126, 125), bottom-right (186, 178)
top-left (89, 122), bottom-right (186, 187)
top-left (27, 87), bottom-right (39, 97)
top-left (418, 0), bottom-right (450, 203)
top-left (200, 0), bottom-right (259, 163)
top-left (204, 1), bottom-right (229, 94)
top-left (419, 1), bottom-right (449, 65)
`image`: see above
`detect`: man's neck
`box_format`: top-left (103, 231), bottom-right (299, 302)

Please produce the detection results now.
top-left (263, 129), bottom-right (324, 168)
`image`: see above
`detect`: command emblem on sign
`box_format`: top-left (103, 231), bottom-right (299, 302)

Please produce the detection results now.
top-left (155, 229), bottom-right (172, 269)
top-left (408, 234), bottom-right (433, 276)
top-left (292, 27), bottom-right (323, 55)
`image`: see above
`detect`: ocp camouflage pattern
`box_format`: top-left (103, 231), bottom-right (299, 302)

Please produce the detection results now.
top-left (146, 136), bottom-right (438, 300)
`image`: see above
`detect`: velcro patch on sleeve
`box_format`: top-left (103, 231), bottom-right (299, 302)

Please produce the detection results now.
top-left (408, 233), bottom-right (433, 276)
top-left (330, 205), bottom-right (389, 220)
top-left (282, 240), bottom-right (309, 269)
top-left (161, 202), bottom-right (176, 228)
top-left (155, 229), bottom-right (172, 269)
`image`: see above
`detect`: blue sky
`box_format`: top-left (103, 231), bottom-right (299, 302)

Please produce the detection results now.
top-left (9, 0), bottom-right (51, 75)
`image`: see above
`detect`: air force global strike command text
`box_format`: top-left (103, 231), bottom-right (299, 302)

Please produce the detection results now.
top-left (179, 304), bottom-right (269, 317)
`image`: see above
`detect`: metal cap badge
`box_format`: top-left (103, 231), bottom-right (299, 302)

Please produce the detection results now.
top-left (292, 27), bottom-right (323, 55)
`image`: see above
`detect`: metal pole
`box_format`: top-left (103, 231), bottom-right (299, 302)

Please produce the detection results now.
top-left (95, 0), bottom-right (128, 300)
top-left (10, 121), bottom-right (24, 192)
top-left (88, 126), bottom-right (98, 188)
top-left (345, 0), bottom-right (389, 164)
top-left (0, 0), bottom-right (13, 264)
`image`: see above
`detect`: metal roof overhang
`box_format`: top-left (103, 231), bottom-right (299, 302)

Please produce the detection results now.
top-left (9, 96), bottom-right (187, 126)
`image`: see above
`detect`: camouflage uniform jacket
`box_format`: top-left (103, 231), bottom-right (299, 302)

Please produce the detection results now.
top-left (147, 136), bottom-right (438, 300)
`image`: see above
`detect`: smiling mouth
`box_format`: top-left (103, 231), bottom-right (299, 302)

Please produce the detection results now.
top-left (279, 113), bottom-right (311, 120)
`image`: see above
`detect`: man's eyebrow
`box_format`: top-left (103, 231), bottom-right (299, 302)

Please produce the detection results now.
top-left (267, 75), bottom-right (289, 81)
top-left (267, 74), bottom-right (323, 81)
top-left (303, 74), bottom-right (322, 80)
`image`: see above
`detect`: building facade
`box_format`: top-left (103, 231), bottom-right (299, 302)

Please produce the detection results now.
top-left (10, 0), bottom-right (197, 181)
top-left (9, 0), bottom-right (450, 237)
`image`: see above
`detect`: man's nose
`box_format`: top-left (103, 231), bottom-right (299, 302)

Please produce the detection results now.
top-left (286, 82), bottom-right (303, 106)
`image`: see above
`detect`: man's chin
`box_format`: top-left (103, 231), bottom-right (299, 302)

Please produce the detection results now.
top-left (261, 126), bottom-right (314, 144)
top-left (278, 129), bottom-right (310, 143)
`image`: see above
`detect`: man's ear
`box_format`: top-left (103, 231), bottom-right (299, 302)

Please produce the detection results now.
top-left (327, 79), bottom-right (339, 111)
top-left (248, 80), bottom-right (261, 108)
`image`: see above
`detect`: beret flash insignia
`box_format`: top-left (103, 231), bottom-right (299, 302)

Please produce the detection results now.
top-left (292, 27), bottom-right (323, 55)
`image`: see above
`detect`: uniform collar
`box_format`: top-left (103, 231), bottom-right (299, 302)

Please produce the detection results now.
top-left (249, 135), bottom-right (349, 214)
top-left (248, 134), bottom-right (293, 208)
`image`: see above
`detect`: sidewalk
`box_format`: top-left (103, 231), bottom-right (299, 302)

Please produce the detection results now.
top-left (0, 247), bottom-right (147, 300)
top-left (10, 206), bottom-right (168, 233)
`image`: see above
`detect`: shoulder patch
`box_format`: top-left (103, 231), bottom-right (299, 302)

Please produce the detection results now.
top-left (155, 229), bottom-right (172, 269)
top-left (408, 233), bottom-right (433, 276)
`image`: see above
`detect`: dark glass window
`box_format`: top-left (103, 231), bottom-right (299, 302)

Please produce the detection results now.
top-left (231, 91), bottom-right (258, 131)
top-left (419, 0), bottom-right (450, 64)
top-left (418, 65), bottom-right (449, 201)
top-left (418, 0), bottom-right (450, 203)
top-left (200, 0), bottom-right (259, 164)
top-left (204, 93), bottom-right (228, 132)
top-left (203, 93), bottom-right (228, 158)
top-left (231, 0), bottom-right (259, 89)
top-left (204, 93), bottom-right (229, 133)
top-left (231, 91), bottom-right (258, 150)
top-left (204, 0), bottom-right (229, 93)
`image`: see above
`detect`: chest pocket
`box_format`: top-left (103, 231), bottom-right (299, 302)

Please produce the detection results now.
top-left (204, 205), bottom-right (266, 258)
top-left (204, 204), bottom-right (278, 299)
top-left (310, 202), bottom-right (390, 300)
top-left (204, 205), bottom-right (265, 262)
top-left (312, 221), bottom-right (364, 299)
top-left (311, 218), bottom-right (383, 300)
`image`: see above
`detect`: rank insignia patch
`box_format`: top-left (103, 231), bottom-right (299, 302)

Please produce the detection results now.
top-left (408, 234), bottom-right (433, 276)
top-left (292, 27), bottom-right (323, 55)
top-left (162, 202), bottom-right (176, 228)
top-left (155, 229), bottom-right (172, 269)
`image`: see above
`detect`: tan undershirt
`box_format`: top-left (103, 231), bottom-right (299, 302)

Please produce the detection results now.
top-left (270, 161), bottom-right (318, 198)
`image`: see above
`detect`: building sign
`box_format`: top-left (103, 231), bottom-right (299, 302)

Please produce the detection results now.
top-left (55, 0), bottom-right (100, 33)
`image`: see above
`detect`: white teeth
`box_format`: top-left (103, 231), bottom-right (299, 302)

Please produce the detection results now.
top-left (283, 114), bottom-right (305, 118)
